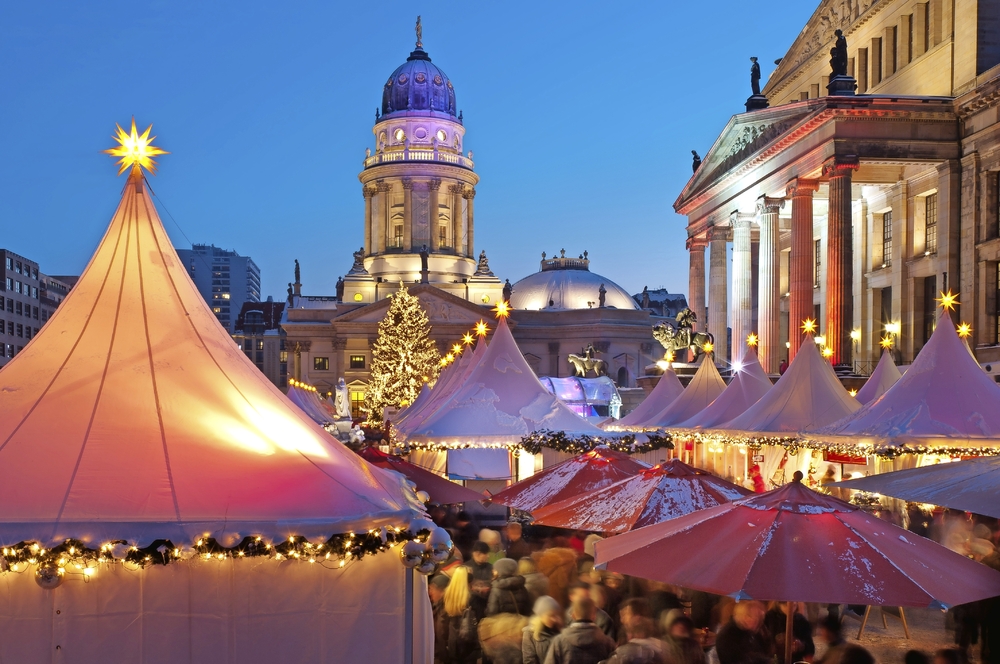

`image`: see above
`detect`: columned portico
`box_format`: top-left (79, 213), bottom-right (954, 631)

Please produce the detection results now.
top-left (708, 227), bottom-right (729, 364)
top-left (823, 156), bottom-right (859, 368)
top-left (731, 211), bottom-right (755, 360)
top-left (687, 236), bottom-right (707, 332)
top-left (786, 179), bottom-right (818, 360)
top-left (756, 196), bottom-right (784, 373)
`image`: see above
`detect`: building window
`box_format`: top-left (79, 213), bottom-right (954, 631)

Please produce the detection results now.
top-left (925, 194), bottom-right (938, 254)
top-left (439, 224), bottom-right (448, 246)
top-left (16, 324), bottom-right (22, 338)
top-left (923, 275), bottom-right (937, 346)
top-left (14, 261), bottom-right (21, 275)
top-left (814, 239), bottom-right (822, 288)
top-left (32, 306), bottom-right (38, 320)
top-left (350, 355), bottom-right (366, 369)
top-left (882, 211), bottom-right (893, 267)
top-left (350, 391), bottom-right (365, 419)
top-left (314, 357), bottom-right (330, 371)
top-left (256, 339), bottom-right (264, 351)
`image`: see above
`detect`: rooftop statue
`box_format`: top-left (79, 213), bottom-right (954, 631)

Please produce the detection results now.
top-left (474, 250), bottom-right (495, 276)
top-left (830, 29), bottom-right (849, 77)
top-left (691, 150), bottom-right (702, 173)
top-left (653, 308), bottom-right (715, 362)
top-left (750, 57), bottom-right (762, 96)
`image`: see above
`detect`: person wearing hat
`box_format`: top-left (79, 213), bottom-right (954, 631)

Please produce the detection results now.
top-left (428, 574), bottom-right (451, 664)
top-left (523, 596), bottom-right (563, 664)
top-left (466, 541), bottom-right (494, 622)
top-left (487, 558), bottom-right (532, 617)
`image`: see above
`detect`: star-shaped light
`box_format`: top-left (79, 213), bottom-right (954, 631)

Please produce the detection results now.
top-left (848, 388), bottom-right (858, 397)
top-left (451, 343), bottom-right (463, 355)
top-left (665, 350), bottom-right (675, 363)
top-left (439, 358), bottom-right (449, 367)
top-left (702, 341), bottom-right (714, 354)
top-left (801, 318), bottom-right (817, 334)
top-left (493, 301), bottom-right (511, 319)
top-left (935, 290), bottom-right (960, 311)
top-left (104, 118), bottom-right (168, 175)
top-left (822, 346), bottom-right (834, 359)
top-left (746, 332), bottom-right (758, 347)
top-left (462, 333), bottom-right (475, 346)
top-left (475, 320), bottom-right (490, 337)
top-left (958, 322), bottom-right (972, 338)
top-left (879, 335), bottom-right (894, 350)
top-left (445, 353), bottom-right (454, 363)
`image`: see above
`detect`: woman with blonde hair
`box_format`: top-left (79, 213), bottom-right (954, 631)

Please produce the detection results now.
top-left (521, 595), bottom-right (562, 664)
top-left (444, 567), bottom-right (480, 664)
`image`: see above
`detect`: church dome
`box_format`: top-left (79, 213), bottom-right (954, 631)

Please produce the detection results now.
top-left (381, 47), bottom-right (458, 119)
top-left (509, 254), bottom-right (640, 311)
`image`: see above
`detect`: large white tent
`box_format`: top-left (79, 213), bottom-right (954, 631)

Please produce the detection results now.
top-left (814, 311), bottom-right (1000, 451)
top-left (0, 159), bottom-right (429, 661)
top-left (609, 368), bottom-right (684, 430)
top-left (639, 357), bottom-right (726, 429)
top-left (855, 349), bottom-right (902, 405)
top-left (675, 348), bottom-right (772, 429)
top-left (395, 335), bottom-right (487, 434)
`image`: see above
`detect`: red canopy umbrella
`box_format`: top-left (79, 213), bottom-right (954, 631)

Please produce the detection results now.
top-left (357, 446), bottom-right (484, 505)
top-left (490, 448), bottom-right (647, 513)
top-left (531, 459), bottom-right (751, 533)
top-left (595, 476), bottom-right (1000, 663)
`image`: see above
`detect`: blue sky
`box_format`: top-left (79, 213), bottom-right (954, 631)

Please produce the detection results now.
top-left (1, 0), bottom-right (815, 301)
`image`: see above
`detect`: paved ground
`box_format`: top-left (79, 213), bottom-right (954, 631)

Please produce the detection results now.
top-left (814, 607), bottom-right (961, 663)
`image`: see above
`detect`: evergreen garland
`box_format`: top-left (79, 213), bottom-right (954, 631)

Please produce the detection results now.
top-left (364, 283), bottom-right (441, 424)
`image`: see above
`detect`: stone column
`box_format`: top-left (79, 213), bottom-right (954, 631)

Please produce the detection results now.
top-left (362, 186), bottom-right (375, 255)
top-left (402, 178), bottom-right (413, 252)
top-left (708, 227), bottom-right (729, 364)
top-left (465, 188), bottom-right (476, 257)
top-left (731, 211), bottom-right (755, 361)
top-left (786, 178), bottom-right (819, 360)
top-left (756, 196), bottom-right (785, 373)
top-left (823, 156), bottom-right (860, 368)
top-left (451, 184), bottom-right (464, 255)
top-left (375, 182), bottom-right (392, 254)
top-left (687, 235), bottom-right (707, 331)
top-left (429, 179), bottom-right (441, 252)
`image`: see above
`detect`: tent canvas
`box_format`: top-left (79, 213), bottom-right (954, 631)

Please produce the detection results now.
top-left (610, 369), bottom-right (684, 430)
top-left (855, 350), bottom-right (902, 405)
top-left (642, 357), bottom-right (726, 428)
top-left (396, 336), bottom-right (488, 434)
top-left (675, 348), bottom-right (772, 429)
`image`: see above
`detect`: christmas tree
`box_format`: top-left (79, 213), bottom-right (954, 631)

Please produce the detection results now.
top-left (363, 283), bottom-right (441, 423)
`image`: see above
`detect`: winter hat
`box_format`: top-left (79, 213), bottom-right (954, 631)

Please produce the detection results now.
top-left (430, 574), bottom-right (451, 590)
top-left (493, 558), bottom-right (518, 578)
top-left (583, 534), bottom-right (603, 558)
top-left (533, 595), bottom-right (561, 617)
top-left (479, 528), bottom-right (501, 546)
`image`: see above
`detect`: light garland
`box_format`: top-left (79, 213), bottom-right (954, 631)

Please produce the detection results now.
top-left (395, 430), bottom-right (673, 456)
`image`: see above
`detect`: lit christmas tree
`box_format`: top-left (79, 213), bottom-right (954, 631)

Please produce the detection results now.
top-left (363, 283), bottom-right (441, 423)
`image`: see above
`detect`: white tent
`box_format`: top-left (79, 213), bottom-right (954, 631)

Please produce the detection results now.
top-left (675, 348), bottom-right (772, 429)
top-left (640, 357), bottom-right (726, 428)
top-left (609, 369), bottom-right (684, 430)
top-left (719, 335), bottom-right (860, 436)
top-left (815, 311), bottom-right (1000, 450)
top-left (0, 163), bottom-right (429, 662)
top-left (855, 350), bottom-right (902, 405)
top-left (286, 381), bottom-right (334, 424)
top-left (401, 315), bottom-right (605, 445)
top-left (395, 335), bottom-right (487, 434)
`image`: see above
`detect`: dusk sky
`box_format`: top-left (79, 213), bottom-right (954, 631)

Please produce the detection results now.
top-left (1, 0), bottom-right (816, 301)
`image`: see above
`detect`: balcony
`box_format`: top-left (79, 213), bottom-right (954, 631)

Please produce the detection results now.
top-left (364, 148), bottom-right (474, 170)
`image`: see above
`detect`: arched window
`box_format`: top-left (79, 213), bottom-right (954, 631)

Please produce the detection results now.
top-left (616, 366), bottom-right (629, 387)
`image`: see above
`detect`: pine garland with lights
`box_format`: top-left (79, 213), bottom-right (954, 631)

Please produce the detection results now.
top-left (364, 283), bottom-right (441, 424)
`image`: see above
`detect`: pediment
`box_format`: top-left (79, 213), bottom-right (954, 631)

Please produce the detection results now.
top-left (331, 284), bottom-right (490, 326)
top-left (764, 0), bottom-right (884, 97)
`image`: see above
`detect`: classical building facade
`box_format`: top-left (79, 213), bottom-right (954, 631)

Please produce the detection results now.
top-left (677, 0), bottom-right (1000, 375)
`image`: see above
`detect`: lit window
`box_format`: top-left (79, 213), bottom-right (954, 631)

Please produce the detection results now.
top-left (350, 355), bottom-right (366, 369)
top-left (436, 129), bottom-right (447, 142)
top-left (222, 293), bottom-right (231, 300)
top-left (350, 391), bottom-right (365, 419)
top-left (257, 340), bottom-right (264, 350)
top-left (925, 194), bottom-right (937, 255)
top-left (882, 211), bottom-right (893, 267)
top-left (314, 357), bottom-right (330, 371)
top-left (212, 307), bottom-right (221, 313)
top-left (394, 128), bottom-right (405, 142)
top-left (353, 293), bottom-right (363, 302)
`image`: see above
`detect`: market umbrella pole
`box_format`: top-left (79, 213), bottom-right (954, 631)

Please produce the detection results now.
top-left (784, 601), bottom-right (793, 664)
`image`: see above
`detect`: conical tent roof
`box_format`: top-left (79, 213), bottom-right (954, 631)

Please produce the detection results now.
top-left (396, 336), bottom-right (487, 433)
top-left (817, 312), bottom-right (1000, 448)
top-left (402, 316), bottom-right (604, 444)
top-left (610, 369), bottom-right (684, 430)
top-left (676, 348), bottom-right (772, 429)
top-left (643, 357), bottom-right (726, 428)
top-left (721, 335), bottom-right (859, 435)
top-left (855, 350), bottom-right (902, 405)
top-left (0, 167), bottom-right (413, 546)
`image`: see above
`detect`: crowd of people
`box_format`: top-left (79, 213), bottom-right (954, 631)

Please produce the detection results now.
top-left (424, 505), bottom-right (1000, 664)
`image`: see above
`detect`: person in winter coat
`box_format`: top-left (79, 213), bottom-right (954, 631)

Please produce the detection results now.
top-left (523, 596), bottom-right (563, 664)
top-left (565, 582), bottom-right (615, 639)
top-left (763, 602), bottom-right (814, 662)
top-left (545, 597), bottom-right (617, 664)
top-left (715, 601), bottom-right (771, 664)
top-left (429, 574), bottom-right (451, 664)
top-left (520, 557), bottom-right (550, 602)
top-left (662, 613), bottom-right (706, 664)
top-left (602, 616), bottom-right (666, 664)
top-left (444, 567), bottom-right (481, 664)
top-left (505, 522), bottom-right (532, 561)
top-left (486, 558), bottom-right (533, 617)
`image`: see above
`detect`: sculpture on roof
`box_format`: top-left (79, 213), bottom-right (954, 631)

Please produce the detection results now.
top-left (641, 286), bottom-right (650, 309)
top-left (692, 151), bottom-right (702, 173)
top-left (502, 279), bottom-right (512, 303)
top-left (568, 344), bottom-right (608, 378)
top-left (474, 250), bottom-right (495, 276)
top-left (415, 15), bottom-right (423, 49)
top-left (336, 276), bottom-right (345, 301)
top-left (830, 29), bottom-right (849, 77)
top-left (653, 308), bottom-right (714, 362)
top-left (750, 57), bottom-right (762, 96)
top-left (598, 283), bottom-right (607, 308)
top-left (348, 247), bottom-right (367, 275)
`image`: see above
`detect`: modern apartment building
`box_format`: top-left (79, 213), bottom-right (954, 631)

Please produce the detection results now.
top-left (175, 244), bottom-right (261, 333)
top-left (0, 250), bottom-right (74, 368)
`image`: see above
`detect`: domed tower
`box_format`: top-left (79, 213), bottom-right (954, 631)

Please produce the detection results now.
top-left (349, 19), bottom-right (502, 306)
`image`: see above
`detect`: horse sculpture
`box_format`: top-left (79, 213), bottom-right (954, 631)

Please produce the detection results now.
top-left (567, 344), bottom-right (608, 377)
top-left (652, 307), bottom-right (714, 362)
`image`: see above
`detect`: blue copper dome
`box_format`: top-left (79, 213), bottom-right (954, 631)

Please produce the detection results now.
top-left (381, 47), bottom-right (458, 119)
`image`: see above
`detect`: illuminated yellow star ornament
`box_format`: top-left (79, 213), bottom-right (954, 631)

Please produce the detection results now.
top-left (493, 301), bottom-right (511, 319)
top-left (702, 340), bottom-right (714, 354)
top-left (451, 343), bottom-right (463, 355)
top-left (958, 322), bottom-right (972, 338)
top-left (475, 320), bottom-right (490, 337)
top-left (104, 118), bottom-right (168, 175)
top-left (935, 290), bottom-right (959, 311)
top-left (801, 318), bottom-right (817, 334)
top-left (880, 335), bottom-right (894, 350)
top-left (746, 333), bottom-right (758, 347)
top-left (462, 333), bottom-right (475, 346)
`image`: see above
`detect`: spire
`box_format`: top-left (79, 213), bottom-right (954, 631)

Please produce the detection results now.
top-left (415, 15), bottom-right (423, 49)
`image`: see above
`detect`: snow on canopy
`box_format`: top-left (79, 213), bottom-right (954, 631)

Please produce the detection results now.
top-left (640, 357), bottom-right (726, 428)
top-left (400, 316), bottom-right (605, 444)
top-left (609, 368), bottom-right (684, 430)
top-left (855, 350), bottom-right (902, 405)
top-left (0, 168), bottom-right (415, 546)
top-left (814, 312), bottom-right (1000, 448)
top-left (286, 383), bottom-right (335, 425)
top-left (675, 348), bottom-right (772, 429)
top-left (395, 336), bottom-right (487, 434)
top-left (719, 334), bottom-right (859, 435)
